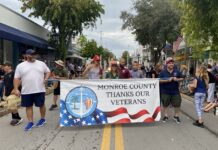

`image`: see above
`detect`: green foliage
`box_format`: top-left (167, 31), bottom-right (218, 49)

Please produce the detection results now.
top-left (78, 35), bottom-right (115, 61)
top-left (102, 49), bottom-right (115, 62)
top-left (121, 51), bottom-right (131, 65)
top-left (80, 39), bottom-right (103, 58)
top-left (20, 0), bottom-right (104, 59)
top-left (121, 0), bottom-right (181, 53)
top-left (179, 0), bottom-right (218, 60)
top-left (77, 35), bottom-right (88, 48)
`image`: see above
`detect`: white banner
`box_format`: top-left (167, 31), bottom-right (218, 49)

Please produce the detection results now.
top-left (60, 79), bottom-right (161, 127)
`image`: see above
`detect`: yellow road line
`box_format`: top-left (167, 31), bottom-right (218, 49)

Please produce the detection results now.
top-left (115, 124), bottom-right (124, 150)
top-left (101, 125), bottom-right (111, 150)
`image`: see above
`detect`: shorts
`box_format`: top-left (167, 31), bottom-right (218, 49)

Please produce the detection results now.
top-left (21, 92), bottom-right (45, 107)
top-left (161, 93), bottom-right (182, 107)
top-left (53, 81), bottom-right (60, 95)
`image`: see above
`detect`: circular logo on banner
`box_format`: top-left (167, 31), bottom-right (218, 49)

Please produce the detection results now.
top-left (65, 86), bottom-right (98, 118)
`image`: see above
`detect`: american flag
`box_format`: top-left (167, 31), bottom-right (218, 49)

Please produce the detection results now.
top-left (162, 42), bottom-right (172, 52)
top-left (60, 100), bottom-right (108, 127)
top-left (173, 36), bottom-right (183, 53)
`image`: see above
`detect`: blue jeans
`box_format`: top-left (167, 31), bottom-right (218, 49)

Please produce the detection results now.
top-left (194, 92), bottom-right (206, 118)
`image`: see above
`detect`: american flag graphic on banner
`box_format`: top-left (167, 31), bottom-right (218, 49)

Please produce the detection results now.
top-left (60, 100), bottom-right (108, 127)
top-left (173, 36), bottom-right (183, 53)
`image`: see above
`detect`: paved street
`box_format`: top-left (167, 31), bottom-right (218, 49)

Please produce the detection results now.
top-left (0, 94), bottom-right (218, 150)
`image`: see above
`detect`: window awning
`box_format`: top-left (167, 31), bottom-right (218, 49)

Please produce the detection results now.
top-left (0, 23), bottom-right (48, 49)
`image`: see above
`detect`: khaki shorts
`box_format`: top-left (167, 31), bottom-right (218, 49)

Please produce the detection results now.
top-left (161, 93), bottom-right (182, 107)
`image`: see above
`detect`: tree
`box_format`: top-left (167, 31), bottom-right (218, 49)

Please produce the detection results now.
top-left (102, 49), bottom-right (115, 62)
top-left (121, 51), bottom-right (132, 65)
top-left (20, 0), bottom-right (104, 59)
top-left (178, 0), bottom-right (218, 60)
top-left (80, 39), bottom-right (102, 58)
top-left (78, 35), bottom-right (115, 62)
top-left (120, 0), bottom-right (181, 63)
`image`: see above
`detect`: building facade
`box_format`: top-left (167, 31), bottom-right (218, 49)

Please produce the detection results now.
top-left (0, 4), bottom-right (53, 67)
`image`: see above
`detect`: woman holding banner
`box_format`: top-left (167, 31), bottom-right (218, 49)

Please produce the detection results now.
top-left (106, 62), bottom-right (119, 79)
top-left (82, 55), bottom-right (103, 79)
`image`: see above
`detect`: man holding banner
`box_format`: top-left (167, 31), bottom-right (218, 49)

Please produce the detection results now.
top-left (119, 58), bottom-right (130, 79)
top-left (159, 57), bottom-right (184, 124)
top-left (13, 49), bottom-right (50, 131)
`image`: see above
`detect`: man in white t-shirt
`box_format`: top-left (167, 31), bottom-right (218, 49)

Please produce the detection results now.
top-left (13, 49), bottom-right (50, 131)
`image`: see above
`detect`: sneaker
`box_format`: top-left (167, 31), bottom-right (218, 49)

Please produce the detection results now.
top-left (24, 122), bottom-right (35, 131)
top-left (173, 116), bottom-right (181, 124)
top-left (36, 118), bottom-right (46, 127)
top-left (49, 104), bottom-right (58, 111)
top-left (193, 120), bottom-right (204, 128)
top-left (10, 118), bottom-right (23, 126)
top-left (162, 116), bottom-right (169, 122)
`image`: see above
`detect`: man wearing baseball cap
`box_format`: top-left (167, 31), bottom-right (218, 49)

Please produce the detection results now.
top-left (159, 57), bottom-right (184, 124)
top-left (13, 49), bottom-right (50, 131)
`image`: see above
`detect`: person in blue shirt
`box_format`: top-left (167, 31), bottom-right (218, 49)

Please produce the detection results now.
top-left (159, 57), bottom-right (184, 124)
top-left (189, 66), bottom-right (209, 128)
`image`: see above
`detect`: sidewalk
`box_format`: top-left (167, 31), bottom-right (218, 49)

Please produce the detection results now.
top-left (181, 94), bottom-right (218, 137)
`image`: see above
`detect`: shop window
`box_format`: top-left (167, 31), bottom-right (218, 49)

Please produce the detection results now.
top-left (3, 39), bottom-right (13, 63)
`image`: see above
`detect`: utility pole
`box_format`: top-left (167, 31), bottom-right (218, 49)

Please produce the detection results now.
top-left (127, 45), bottom-right (129, 68)
top-left (100, 31), bottom-right (102, 46)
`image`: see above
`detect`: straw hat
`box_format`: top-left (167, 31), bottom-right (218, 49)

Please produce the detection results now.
top-left (55, 60), bottom-right (64, 67)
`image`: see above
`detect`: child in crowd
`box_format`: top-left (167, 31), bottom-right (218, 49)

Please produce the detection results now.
top-left (130, 61), bottom-right (143, 78)
top-left (3, 63), bottom-right (23, 126)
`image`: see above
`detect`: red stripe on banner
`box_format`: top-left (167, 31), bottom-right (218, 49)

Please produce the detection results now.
top-left (105, 107), bottom-right (149, 119)
top-left (115, 118), bottom-right (131, 123)
top-left (143, 118), bottom-right (154, 123)
top-left (106, 107), bottom-right (128, 117)
top-left (152, 106), bottom-right (161, 120)
top-left (129, 110), bottom-right (149, 119)
top-left (143, 106), bottom-right (161, 123)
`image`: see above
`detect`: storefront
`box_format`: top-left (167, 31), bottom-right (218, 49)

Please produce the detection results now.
top-left (0, 4), bottom-right (54, 67)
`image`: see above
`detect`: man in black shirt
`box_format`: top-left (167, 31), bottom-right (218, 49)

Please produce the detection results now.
top-left (3, 63), bottom-right (23, 126)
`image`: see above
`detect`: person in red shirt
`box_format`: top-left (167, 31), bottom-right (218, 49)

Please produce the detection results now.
top-left (118, 58), bottom-right (130, 79)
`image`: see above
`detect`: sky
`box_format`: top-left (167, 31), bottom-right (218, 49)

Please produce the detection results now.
top-left (0, 0), bottom-right (138, 57)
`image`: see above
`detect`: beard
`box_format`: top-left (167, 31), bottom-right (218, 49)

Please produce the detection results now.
top-left (120, 64), bottom-right (125, 68)
top-left (26, 56), bottom-right (35, 62)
